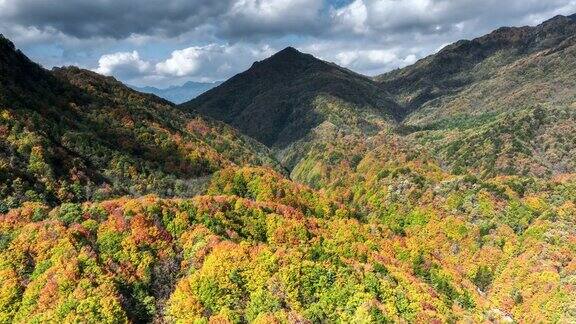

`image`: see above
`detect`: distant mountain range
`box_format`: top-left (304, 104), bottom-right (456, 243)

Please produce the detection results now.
top-left (132, 80), bottom-right (223, 104)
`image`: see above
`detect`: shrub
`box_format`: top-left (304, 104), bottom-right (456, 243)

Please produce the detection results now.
top-left (473, 265), bottom-right (494, 292)
top-left (54, 203), bottom-right (84, 225)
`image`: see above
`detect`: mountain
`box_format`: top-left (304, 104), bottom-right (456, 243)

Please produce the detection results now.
top-left (376, 14), bottom-right (576, 177)
top-left (180, 47), bottom-right (402, 176)
top-left (133, 80), bottom-right (222, 104)
top-left (182, 47), bottom-right (400, 149)
top-left (0, 34), bottom-right (277, 210)
top-left (377, 14), bottom-right (576, 114)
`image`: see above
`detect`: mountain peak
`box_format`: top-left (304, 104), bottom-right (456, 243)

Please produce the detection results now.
top-left (248, 46), bottom-right (324, 71)
top-left (277, 46), bottom-right (300, 54)
top-left (270, 46), bottom-right (310, 59)
top-left (272, 46), bottom-right (313, 59)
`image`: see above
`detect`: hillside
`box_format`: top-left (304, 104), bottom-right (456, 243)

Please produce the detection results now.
top-left (132, 81), bottom-right (222, 104)
top-left (0, 35), bottom-right (277, 210)
top-left (375, 14), bottom-right (576, 177)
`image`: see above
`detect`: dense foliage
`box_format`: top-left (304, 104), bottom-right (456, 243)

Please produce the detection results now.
top-left (1, 167), bottom-right (574, 322)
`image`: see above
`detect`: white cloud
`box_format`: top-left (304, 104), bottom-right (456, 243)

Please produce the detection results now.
top-left (336, 49), bottom-right (396, 67)
top-left (156, 44), bottom-right (223, 77)
top-left (95, 51), bottom-right (150, 77)
top-left (154, 43), bottom-right (274, 80)
top-left (229, 0), bottom-right (320, 22)
top-left (300, 39), bottom-right (423, 76)
top-left (333, 0), bottom-right (576, 36)
top-left (331, 0), bottom-right (369, 34)
top-left (2, 25), bottom-right (60, 43)
top-left (333, 48), bottom-right (418, 75)
top-left (0, 0), bottom-right (14, 14)
top-left (95, 43), bottom-right (277, 86)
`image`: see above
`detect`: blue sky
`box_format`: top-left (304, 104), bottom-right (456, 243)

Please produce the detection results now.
top-left (1, 0), bottom-right (575, 87)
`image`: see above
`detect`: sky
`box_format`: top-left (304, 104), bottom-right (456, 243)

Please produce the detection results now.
top-left (1, 0), bottom-right (576, 88)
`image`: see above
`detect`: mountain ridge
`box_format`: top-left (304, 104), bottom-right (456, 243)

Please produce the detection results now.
top-left (373, 14), bottom-right (576, 177)
top-left (376, 14), bottom-right (576, 114)
top-left (181, 14), bottom-right (576, 180)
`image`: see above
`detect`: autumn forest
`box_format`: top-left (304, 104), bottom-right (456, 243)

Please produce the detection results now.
top-left (1, 12), bottom-right (576, 324)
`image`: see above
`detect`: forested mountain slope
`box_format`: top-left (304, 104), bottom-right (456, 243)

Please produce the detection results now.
top-left (377, 14), bottom-right (576, 177)
top-left (181, 47), bottom-right (402, 171)
top-left (0, 35), bottom-right (277, 210)
top-left (1, 165), bottom-right (574, 323)
top-left (183, 47), bottom-right (400, 148)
